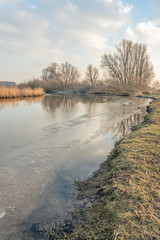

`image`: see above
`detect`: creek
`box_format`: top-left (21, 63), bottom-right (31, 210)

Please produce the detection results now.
top-left (0, 94), bottom-right (151, 240)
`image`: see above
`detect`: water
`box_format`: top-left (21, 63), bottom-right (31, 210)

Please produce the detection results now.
top-left (0, 95), bottom-right (151, 240)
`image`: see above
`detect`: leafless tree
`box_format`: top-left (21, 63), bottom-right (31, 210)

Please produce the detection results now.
top-left (85, 64), bottom-right (99, 87)
top-left (41, 62), bottom-right (80, 89)
top-left (151, 80), bottom-right (160, 90)
top-left (41, 62), bottom-right (60, 82)
top-left (101, 39), bottom-right (155, 89)
top-left (60, 62), bottom-right (80, 88)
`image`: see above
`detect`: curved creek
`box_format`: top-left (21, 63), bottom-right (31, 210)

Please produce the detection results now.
top-left (0, 95), bottom-right (151, 240)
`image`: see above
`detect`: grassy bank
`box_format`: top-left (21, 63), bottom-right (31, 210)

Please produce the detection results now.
top-left (0, 86), bottom-right (45, 98)
top-left (49, 94), bottom-right (160, 240)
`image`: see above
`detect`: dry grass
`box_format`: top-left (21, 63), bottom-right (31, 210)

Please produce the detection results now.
top-left (0, 86), bottom-right (45, 98)
top-left (49, 93), bottom-right (160, 240)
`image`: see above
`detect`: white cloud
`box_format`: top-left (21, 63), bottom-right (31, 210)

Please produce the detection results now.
top-left (125, 26), bottom-right (136, 41)
top-left (0, 23), bottom-right (18, 33)
top-left (31, 5), bottom-right (37, 10)
top-left (136, 22), bottom-right (160, 44)
top-left (105, 0), bottom-right (113, 3)
top-left (125, 21), bottom-right (160, 44)
top-left (122, 4), bottom-right (132, 14)
top-left (0, 0), bottom-right (132, 82)
top-left (68, 30), bottom-right (108, 50)
top-left (67, 1), bottom-right (78, 12)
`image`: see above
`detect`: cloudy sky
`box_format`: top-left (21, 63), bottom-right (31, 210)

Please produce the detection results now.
top-left (0, 0), bottom-right (160, 83)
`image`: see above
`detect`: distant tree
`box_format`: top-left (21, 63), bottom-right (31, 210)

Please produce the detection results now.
top-left (27, 78), bottom-right (43, 89)
top-left (151, 80), bottom-right (160, 90)
top-left (60, 62), bottom-right (80, 88)
top-left (41, 62), bottom-right (80, 89)
top-left (41, 62), bottom-right (61, 82)
top-left (101, 39), bottom-right (155, 89)
top-left (85, 64), bottom-right (99, 87)
top-left (18, 81), bottom-right (28, 89)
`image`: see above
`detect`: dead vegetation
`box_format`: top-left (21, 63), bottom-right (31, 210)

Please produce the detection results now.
top-left (0, 86), bottom-right (45, 99)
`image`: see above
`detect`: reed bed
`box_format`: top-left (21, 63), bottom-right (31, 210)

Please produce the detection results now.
top-left (0, 86), bottom-right (45, 98)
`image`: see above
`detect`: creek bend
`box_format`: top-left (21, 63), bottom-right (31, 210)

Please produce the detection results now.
top-left (0, 95), bottom-right (151, 240)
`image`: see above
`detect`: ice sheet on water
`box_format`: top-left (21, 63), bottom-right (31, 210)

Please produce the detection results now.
top-left (0, 209), bottom-right (6, 219)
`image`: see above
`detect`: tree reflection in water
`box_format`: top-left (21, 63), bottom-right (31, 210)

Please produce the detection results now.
top-left (111, 107), bottom-right (146, 140)
top-left (0, 94), bottom-right (148, 142)
top-left (42, 95), bottom-right (148, 141)
top-left (41, 94), bottom-right (111, 112)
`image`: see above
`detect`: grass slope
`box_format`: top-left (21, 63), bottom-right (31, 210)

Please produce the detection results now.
top-left (50, 94), bottom-right (160, 240)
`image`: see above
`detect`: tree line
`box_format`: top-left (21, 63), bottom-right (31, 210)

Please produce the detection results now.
top-left (19, 39), bottom-right (159, 95)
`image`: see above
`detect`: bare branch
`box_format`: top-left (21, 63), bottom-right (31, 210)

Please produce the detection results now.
top-left (101, 39), bottom-right (154, 90)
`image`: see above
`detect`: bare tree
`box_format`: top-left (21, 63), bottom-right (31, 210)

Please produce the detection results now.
top-left (85, 64), bottom-right (99, 87)
top-left (151, 80), bottom-right (160, 90)
top-left (41, 62), bottom-right (60, 82)
top-left (101, 39), bottom-right (154, 89)
top-left (60, 62), bottom-right (80, 88)
top-left (41, 62), bottom-right (80, 89)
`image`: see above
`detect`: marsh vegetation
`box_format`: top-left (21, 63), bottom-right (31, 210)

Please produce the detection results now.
top-left (0, 86), bottom-right (45, 99)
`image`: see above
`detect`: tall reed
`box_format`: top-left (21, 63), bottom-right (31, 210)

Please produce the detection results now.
top-left (0, 86), bottom-right (45, 98)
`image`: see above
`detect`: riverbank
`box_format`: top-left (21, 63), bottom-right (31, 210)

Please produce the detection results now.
top-left (48, 94), bottom-right (160, 239)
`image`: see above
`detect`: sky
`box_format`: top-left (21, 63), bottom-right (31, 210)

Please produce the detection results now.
top-left (0, 0), bottom-right (160, 83)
